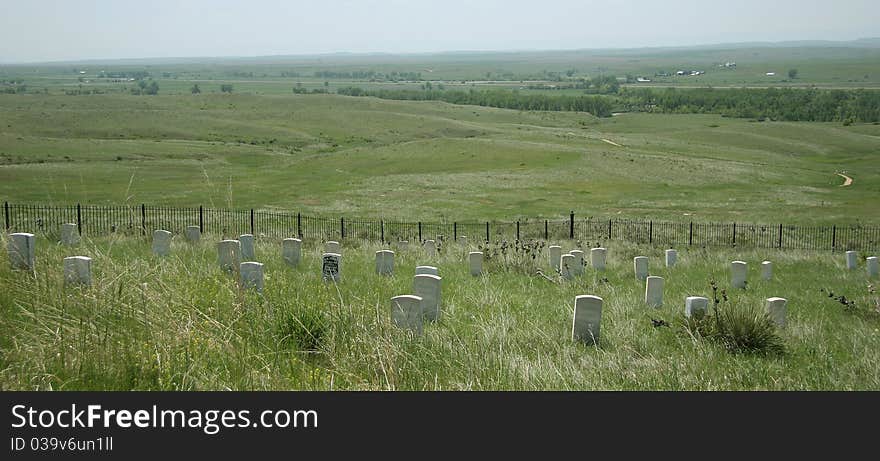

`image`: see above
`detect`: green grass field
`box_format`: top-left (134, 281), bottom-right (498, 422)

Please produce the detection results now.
top-left (1, 92), bottom-right (878, 224)
top-left (1, 234), bottom-right (878, 390)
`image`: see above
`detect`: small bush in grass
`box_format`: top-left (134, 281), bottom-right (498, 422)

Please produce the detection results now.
top-left (276, 306), bottom-right (327, 352)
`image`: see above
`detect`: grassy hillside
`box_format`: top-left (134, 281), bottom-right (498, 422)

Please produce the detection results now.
top-left (1, 93), bottom-right (878, 223)
top-left (1, 234), bottom-right (878, 390)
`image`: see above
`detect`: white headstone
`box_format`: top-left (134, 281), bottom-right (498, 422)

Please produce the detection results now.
top-left (415, 265), bottom-right (439, 276)
top-left (731, 260), bottom-right (747, 289)
top-left (240, 262), bottom-right (264, 292)
top-left (569, 250), bottom-right (585, 276)
top-left (645, 276), bottom-right (664, 307)
top-left (633, 256), bottom-right (648, 281)
top-left (282, 238), bottom-right (302, 267)
top-left (217, 240), bottom-right (241, 272)
top-left (7, 232), bottom-right (35, 271)
top-left (376, 250), bottom-right (395, 275)
top-left (322, 253), bottom-right (341, 282)
top-left (458, 236), bottom-right (468, 244)
top-left (423, 239), bottom-right (436, 256)
top-left (391, 295), bottom-right (423, 335)
top-left (846, 251), bottom-right (858, 270)
top-left (665, 249), bottom-right (677, 268)
top-left (185, 226), bottom-right (201, 243)
top-left (239, 234), bottom-right (255, 261)
top-left (572, 295), bottom-right (602, 345)
top-left (560, 254), bottom-right (575, 280)
top-left (152, 230), bottom-right (172, 256)
top-left (761, 261), bottom-right (773, 281)
top-left (685, 296), bottom-right (710, 319)
top-left (63, 256), bottom-right (92, 286)
top-left (866, 256), bottom-right (878, 278)
top-left (469, 251), bottom-right (483, 276)
top-left (414, 274), bottom-right (442, 322)
top-left (549, 245), bottom-right (562, 269)
top-left (325, 241), bottom-right (341, 254)
top-left (590, 247), bottom-right (606, 271)
top-left (398, 240), bottom-right (408, 249)
top-left (766, 297), bottom-right (787, 328)
top-left (60, 223), bottom-right (80, 246)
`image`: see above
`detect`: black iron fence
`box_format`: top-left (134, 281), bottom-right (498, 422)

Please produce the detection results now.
top-left (3, 202), bottom-right (879, 252)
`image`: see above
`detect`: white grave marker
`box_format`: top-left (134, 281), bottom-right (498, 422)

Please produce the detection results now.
top-left (685, 296), bottom-right (710, 319)
top-left (731, 261), bottom-right (747, 289)
top-left (765, 297), bottom-right (787, 328)
top-left (571, 295), bottom-right (603, 345)
top-left (866, 256), bottom-right (878, 278)
top-left (414, 274), bottom-right (442, 322)
top-left (761, 261), bottom-right (773, 281)
top-left (469, 251), bottom-right (483, 276)
top-left (7, 232), bottom-right (35, 271)
top-left (633, 256), bottom-right (648, 281)
top-left (240, 262), bottom-right (264, 292)
top-left (376, 250), bottom-right (395, 275)
top-left (560, 254), bottom-right (575, 280)
top-left (549, 245), bottom-right (562, 269)
top-left (325, 241), bottom-right (341, 254)
top-left (63, 256), bottom-right (92, 286)
top-left (322, 253), bottom-right (341, 282)
top-left (185, 226), bottom-right (201, 243)
top-left (152, 230), bottom-right (172, 256)
top-left (239, 234), bottom-right (255, 261)
top-left (645, 276), bottom-right (664, 307)
top-left (590, 247), bottom-right (606, 271)
top-left (217, 240), bottom-right (241, 272)
top-left (423, 239), bottom-right (436, 256)
top-left (415, 266), bottom-right (439, 276)
top-left (569, 250), bottom-right (585, 276)
top-left (665, 249), bottom-right (677, 268)
top-left (846, 251), bottom-right (858, 270)
top-left (282, 238), bottom-right (302, 267)
top-left (390, 295), bottom-right (423, 335)
top-left (60, 223), bottom-right (79, 246)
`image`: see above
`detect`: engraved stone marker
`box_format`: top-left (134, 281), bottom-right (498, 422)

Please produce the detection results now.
top-left (282, 238), bottom-right (302, 267)
top-left (415, 266), bottom-right (438, 276)
top-left (218, 240), bottom-right (241, 272)
top-left (560, 254), bottom-right (575, 280)
top-left (685, 296), bottom-right (710, 319)
top-left (665, 249), bottom-right (677, 268)
top-left (414, 274), bottom-right (442, 322)
top-left (549, 245), bottom-right (562, 269)
top-left (240, 262), bottom-right (264, 292)
top-left (591, 247), bottom-right (607, 271)
top-left (61, 223), bottom-right (80, 246)
top-left (152, 230), bottom-right (172, 256)
top-left (376, 250), bottom-right (395, 275)
top-left (63, 256), bottom-right (92, 286)
top-left (7, 232), bottom-right (35, 271)
top-left (185, 226), bottom-right (201, 243)
top-left (391, 295), bottom-right (423, 335)
top-left (322, 253), bottom-right (341, 282)
top-left (239, 234), bottom-right (255, 261)
top-left (866, 257), bottom-right (878, 278)
top-left (469, 251), bottom-right (483, 276)
top-left (645, 276), bottom-right (664, 307)
top-left (766, 297), bottom-right (787, 328)
top-left (846, 251), bottom-right (858, 270)
top-left (572, 295), bottom-right (603, 345)
top-left (569, 250), bottom-right (585, 276)
top-left (423, 239), bottom-right (436, 256)
top-left (761, 261), bottom-right (773, 281)
top-left (731, 260), bottom-right (747, 289)
top-left (633, 256), bottom-right (648, 281)
top-left (325, 241), bottom-right (341, 254)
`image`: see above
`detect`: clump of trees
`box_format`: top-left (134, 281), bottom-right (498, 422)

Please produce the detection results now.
top-left (220, 84), bottom-right (233, 93)
top-left (130, 79), bottom-right (159, 95)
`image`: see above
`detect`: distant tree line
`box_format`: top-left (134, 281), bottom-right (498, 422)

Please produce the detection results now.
top-left (336, 87), bottom-right (614, 117)
top-left (313, 70), bottom-right (422, 81)
top-left (130, 79), bottom-right (159, 95)
top-left (617, 87), bottom-right (880, 123)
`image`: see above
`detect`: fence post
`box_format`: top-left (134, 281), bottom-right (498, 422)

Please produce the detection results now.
top-left (778, 223), bottom-right (783, 248)
top-left (569, 211), bottom-right (574, 239)
top-left (544, 220), bottom-right (548, 240)
top-left (3, 201), bottom-right (8, 231)
top-left (485, 222), bottom-right (490, 243)
top-left (380, 220), bottom-right (384, 243)
top-left (141, 204), bottom-right (146, 236)
top-left (250, 209), bottom-right (255, 235)
top-left (732, 222), bottom-right (736, 245)
top-left (297, 213), bottom-right (302, 238)
top-left (418, 222), bottom-right (422, 242)
top-left (688, 222), bottom-right (693, 246)
top-left (516, 221), bottom-right (520, 241)
top-left (649, 220), bottom-right (653, 244)
top-left (77, 203), bottom-right (83, 236)
top-left (340, 217), bottom-right (345, 239)
top-left (454, 222), bottom-right (457, 241)
top-left (199, 206), bottom-right (204, 233)
top-left (831, 225), bottom-right (836, 252)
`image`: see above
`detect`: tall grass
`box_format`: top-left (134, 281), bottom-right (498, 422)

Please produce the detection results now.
top-left (1, 233), bottom-right (878, 390)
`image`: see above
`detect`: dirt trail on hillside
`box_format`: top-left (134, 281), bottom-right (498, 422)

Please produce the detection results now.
top-left (836, 173), bottom-right (853, 187)
top-left (602, 139), bottom-right (623, 147)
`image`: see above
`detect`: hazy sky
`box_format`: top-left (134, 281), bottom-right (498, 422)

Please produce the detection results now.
top-left (1, 0), bottom-right (877, 62)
